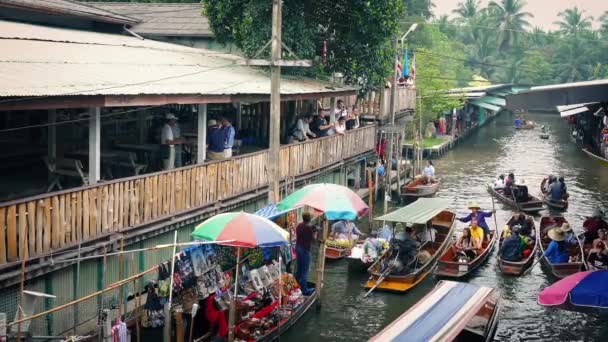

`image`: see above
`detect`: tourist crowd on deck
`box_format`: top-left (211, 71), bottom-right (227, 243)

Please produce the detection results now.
top-left (287, 99), bottom-right (361, 144)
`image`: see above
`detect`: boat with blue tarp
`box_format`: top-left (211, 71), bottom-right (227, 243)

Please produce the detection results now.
top-left (369, 280), bottom-right (502, 342)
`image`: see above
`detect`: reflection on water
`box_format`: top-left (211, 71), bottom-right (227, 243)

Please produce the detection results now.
top-left (283, 113), bottom-right (608, 342)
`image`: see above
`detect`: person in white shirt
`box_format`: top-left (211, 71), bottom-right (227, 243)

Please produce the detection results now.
top-left (423, 160), bottom-right (435, 183)
top-left (290, 114), bottom-right (316, 142)
top-left (333, 99), bottom-right (347, 120)
top-left (494, 174), bottom-right (505, 189)
top-left (334, 116), bottom-right (347, 135)
top-left (160, 113), bottom-right (184, 170)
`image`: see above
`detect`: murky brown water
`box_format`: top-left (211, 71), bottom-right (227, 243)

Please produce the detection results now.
top-left (283, 112), bottom-right (608, 341)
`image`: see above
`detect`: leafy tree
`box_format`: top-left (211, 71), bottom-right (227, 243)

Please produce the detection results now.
top-left (403, 0), bottom-right (434, 18)
top-left (601, 12), bottom-right (608, 38)
top-left (554, 7), bottom-right (593, 37)
top-left (488, 0), bottom-right (533, 51)
top-left (203, 0), bottom-right (404, 94)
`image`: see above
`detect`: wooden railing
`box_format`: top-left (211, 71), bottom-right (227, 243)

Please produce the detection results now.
top-left (0, 125), bottom-right (376, 266)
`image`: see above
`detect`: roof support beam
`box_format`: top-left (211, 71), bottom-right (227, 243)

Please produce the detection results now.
top-left (88, 107), bottom-right (101, 184)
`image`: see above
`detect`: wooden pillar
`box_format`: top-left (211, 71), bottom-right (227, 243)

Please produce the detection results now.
top-left (329, 97), bottom-right (336, 124)
top-left (268, 0), bottom-right (282, 203)
top-left (197, 104), bottom-right (207, 164)
top-left (88, 107), bottom-right (101, 184)
top-left (236, 103), bottom-right (242, 131)
top-left (316, 219), bottom-right (329, 307)
top-left (48, 109), bottom-right (56, 181)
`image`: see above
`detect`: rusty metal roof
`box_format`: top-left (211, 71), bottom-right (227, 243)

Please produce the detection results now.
top-left (0, 20), bottom-right (356, 99)
top-left (87, 2), bottom-right (212, 37)
top-left (0, 0), bottom-right (139, 25)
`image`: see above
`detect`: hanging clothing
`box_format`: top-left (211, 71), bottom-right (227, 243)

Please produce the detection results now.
top-left (112, 319), bottom-right (128, 342)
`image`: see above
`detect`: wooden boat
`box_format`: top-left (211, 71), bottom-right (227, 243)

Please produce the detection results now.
top-left (582, 148), bottom-right (608, 167)
top-left (497, 214), bottom-right (538, 276)
top-left (539, 178), bottom-right (568, 211)
top-left (486, 183), bottom-right (544, 213)
top-left (369, 280), bottom-right (502, 342)
top-left (325, 245), bottom-right (352, 260)
top-left (401, 176), bottom-right (441, 199)
top-left (436, 229), bottom-right (497, 278)
top-left (347, 240), bottom-right (387, 271)
top-left (256, 282), bottom-right (317, 341)
top-left (540, 134), bottom-right (549, 139)
top-left (365, 199), bottom-right (455, 293)
top-left (538, 216), bottom-right (585, 278)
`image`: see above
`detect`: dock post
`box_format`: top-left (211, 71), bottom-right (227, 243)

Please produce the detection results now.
top-left (316, 218), bottom-right (329, 308)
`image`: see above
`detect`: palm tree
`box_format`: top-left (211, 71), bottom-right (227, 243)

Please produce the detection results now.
top-left (452, 0), bottom-right (480, 22)
top-left (554, 7), bottom-right (593, 37)
top-left (488, 0), bottom-right (533, 51)
top-left (553, 37), bottom-right (592, 82)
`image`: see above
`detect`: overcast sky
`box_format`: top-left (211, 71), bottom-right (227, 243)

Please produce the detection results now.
top-left (433, 0), bottom-right (608, 31)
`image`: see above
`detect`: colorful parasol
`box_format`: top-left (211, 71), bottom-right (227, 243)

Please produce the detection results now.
top-left (538, 270), bottom-right (608, 311)
top-left (276, 183), bottom-right (369, 220)
top-left (191, 212), bottom-right (289, 248)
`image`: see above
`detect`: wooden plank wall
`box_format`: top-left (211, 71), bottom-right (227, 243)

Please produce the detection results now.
top-left (0, 125), bottom-right (376, 265)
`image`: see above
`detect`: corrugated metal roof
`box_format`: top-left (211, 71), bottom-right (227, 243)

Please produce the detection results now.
top-left (531, 79), bottom-right (608, 92)
top-left (374, 198), bottom-right (452, 224)
top-left (87, 2), bottom-right (212, 37)
top-left (0, 20), bottom-right (356, 98)
top-left (0, 0), bottom-right (138, 24)
top-left (470, 100), bottom-right (501, 112)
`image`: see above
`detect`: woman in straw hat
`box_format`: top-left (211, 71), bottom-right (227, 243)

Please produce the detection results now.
top-left (458, 201), bottom-right (495, 240)
top-left (544, 228), bottom-right (569, 264)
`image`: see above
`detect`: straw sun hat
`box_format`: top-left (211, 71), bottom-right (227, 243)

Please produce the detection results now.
top-left (548, 228), bottom-right (566, 242)
top-left (468, 201), bottom-right (481, 210)
top-left (560, 223), bottom-right (572, 232)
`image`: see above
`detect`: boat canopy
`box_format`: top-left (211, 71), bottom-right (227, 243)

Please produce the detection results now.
top-left (374, 198), bottom-right (451, 224)
top-left (369, 281), bottom-right (496, 342)
top-left (254, 203), bottom-right (291, 220)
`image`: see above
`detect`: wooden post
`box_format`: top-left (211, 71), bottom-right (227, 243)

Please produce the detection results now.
top-left (197, 104), bottom-right (208, 164)
top-left (228, 247), bottom-right (241, 342)
top-left (164, 231), bottom-right (178, 342)
top-left (175, 309), bottom-right (184, 342)
top-left (48, 109), bottom-right (56, 181)
top-left (384, 131), bottom-right (394, 215)
top-left (236, 103), bottom-right (242, 131)
top-left (390, 38), bottom-right (398, 124)
top-left (329, 97), bottom-right (336, 124)
top-left (367, 169), bottom-right (373, 222)
top-left (118, 238), bottom-right (124, 318)
top-left (89, 107), bottom-right (101, 183)
top-left (316, 218), bottom-right (328, 307)
top-left (268, 0), bottom-right (282, 203)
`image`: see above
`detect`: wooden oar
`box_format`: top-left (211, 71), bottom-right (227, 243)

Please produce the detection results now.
top-left (523, 251), bottom-right (545, 275)
top-left (364, 252), bottom-right (399, 298)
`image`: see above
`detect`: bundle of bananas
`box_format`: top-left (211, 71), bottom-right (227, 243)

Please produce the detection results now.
top-left (326, 239), bottom-right (353, 248)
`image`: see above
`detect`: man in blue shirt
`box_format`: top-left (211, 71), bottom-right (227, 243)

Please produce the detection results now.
top-left (221, 117), bottom-right (236, 159)
top-left (499, 225), bottom-right (523, 261)
top-left (458, 201), bottom-right (494, 240)
top-left (548, 180), bottom-right (564, 202)
top-left (514, 116), bottom-right (522, 128)
top-left (207, 119), bottom-right (225, 160)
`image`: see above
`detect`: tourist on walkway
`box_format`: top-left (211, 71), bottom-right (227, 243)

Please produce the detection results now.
top-left (160, 113), bottom-right (185, 170)
top-left (290, 114), bottom-right (316, 142)
top-left (544, 228), bottom-right (569, 264)
top-left (220, 117), bottom-right (235, 159)
top-left (207, 119), bottom-right (225, 161)
top-left (458, 201), bottom-right (494, 239)
top-left (346, 106), bottom-right (360, 130)
top-left (296, 213), bottom-right (316, 295)
top-left (310, 112), bottom-right (333, 137)
top-left (334, 99), bottom-right (347, 120)
top-left (334, 116), bottom-right (347, 135)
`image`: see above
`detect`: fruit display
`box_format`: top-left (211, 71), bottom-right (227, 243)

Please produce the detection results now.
top-left (326, 239), bottom-right (354, 249)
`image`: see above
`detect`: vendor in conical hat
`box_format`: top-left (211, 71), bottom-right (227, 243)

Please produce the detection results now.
top-left (457, 201), bottom-right (495, 240)
top-left (545, 228), bottom-right (569, 264)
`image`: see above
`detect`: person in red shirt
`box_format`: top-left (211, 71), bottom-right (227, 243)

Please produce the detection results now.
top-left (583, 208), bottom-right (608, 243)
top-left (295, 212), bottom-right (317, 295)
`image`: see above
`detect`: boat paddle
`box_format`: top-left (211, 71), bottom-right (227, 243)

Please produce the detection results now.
top-left (364, 252), bottom-right (399, 298)
top-left (523, 250), bottom-right (545, 275)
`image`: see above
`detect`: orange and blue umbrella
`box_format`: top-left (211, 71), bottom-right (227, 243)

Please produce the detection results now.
top-left (276, 183), bottom-right (369, 220)
top-left (538, 270), bottom-right (608, 311)
top-left (191, 212), bottom-right (289, 248)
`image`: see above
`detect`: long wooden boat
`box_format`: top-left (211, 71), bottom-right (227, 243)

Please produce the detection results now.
top-left (436, 229), bottom-right (497, 278)
top-left (365, 199), bottom-right (455, 293)
top-left (538, 216), bottom-right (585, 279)
top-left (582, 148), bottom-right (608, 167)
top-left (540, 178), bottom-right (568, 211)
top-left (486, 183), bottom-right (544, 213)
top-left (401, 176), bottom-right (441, 199)
top-left (369, 280), bottom-right (502, 342)
top-left (497, 214), bottom-right (538, 276)
top-left (324, 245), bottom-right (351, 260)
top-left (257, 283), bottom-right (317, 342)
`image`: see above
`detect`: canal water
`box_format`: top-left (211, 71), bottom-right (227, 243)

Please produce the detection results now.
top-left (284, 112), bottom-right (608, 341)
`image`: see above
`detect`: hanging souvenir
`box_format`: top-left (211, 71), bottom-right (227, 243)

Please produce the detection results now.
top-left (190, 247), bottom-right (208, 276)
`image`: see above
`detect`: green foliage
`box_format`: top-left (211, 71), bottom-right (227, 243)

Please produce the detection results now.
top-left (202, 0), bottom-right (404, 94)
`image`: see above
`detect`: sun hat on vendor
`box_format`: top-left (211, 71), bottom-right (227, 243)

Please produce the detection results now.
top-left (560, 223), bottom-right (572, 232)
top-left (468, 201), bottom-right (481, 210)
top-left (548, 228), bottom-right (566, 242)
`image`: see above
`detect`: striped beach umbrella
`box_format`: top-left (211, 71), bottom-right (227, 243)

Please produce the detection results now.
top-left (276, 183), bottom-right (369, 220)
top-left (191, 212), bottom-right (289, 248)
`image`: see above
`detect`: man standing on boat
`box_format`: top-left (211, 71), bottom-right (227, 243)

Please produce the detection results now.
top-left (295, 212), bottom-right (316, 295)
top-left (423, 160), bottom-right (435, 183)
top-left (458, 202), bottom-right (494, 240)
